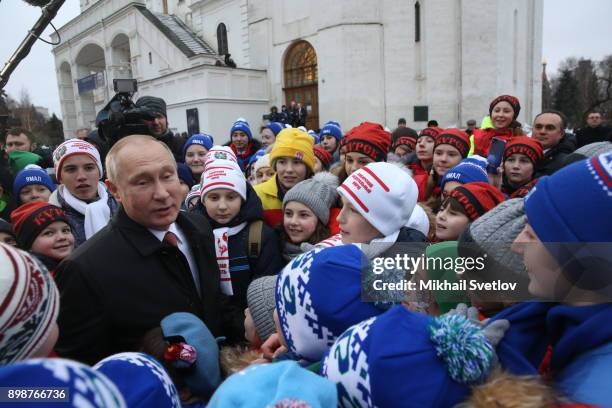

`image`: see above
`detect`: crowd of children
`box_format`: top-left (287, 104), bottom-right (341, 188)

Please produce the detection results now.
top-left (1, 94), bottom-right (612, 407)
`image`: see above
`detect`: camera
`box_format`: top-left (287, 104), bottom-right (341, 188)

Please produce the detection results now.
top-left (95, 79), bottom-right (156, 147)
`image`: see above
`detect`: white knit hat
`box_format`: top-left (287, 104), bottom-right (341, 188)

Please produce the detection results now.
top-left (337, 162), bottom-right (418, 236)
top-left (200, 166), bottom-right (247, 201)
top-left (405, 204), bottom-right (430, 237)
top-left (0, 243), bottom-right (60, 364)
top-left (253, 154), bottom-right (271, 174)
top-left (52, 138), bottom-right (103, 182)
top-left (204, 146), bottom-right (239, 171)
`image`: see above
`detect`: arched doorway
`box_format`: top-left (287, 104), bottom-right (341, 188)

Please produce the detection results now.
top-left (75, 43), bottom-right (106, 127)
top-left (283, 41), bottom-right (318, 130)
top-left (110, 33), bottom-right (133, 80)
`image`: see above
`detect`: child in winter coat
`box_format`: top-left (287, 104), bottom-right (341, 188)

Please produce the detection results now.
top-left (200, 159), bottom-right (283, 342)
top-left (254, 128), bottom-right (315, 228)
top-left (391, 126), bottom-right (419, 157)
top-left (11, 201), bottom-right (75, 276)
top-left (338, 122), bottom-right (391, 182)
top-left (253, 153), bottom-right (274, 185)
top-left (49, 139), bottom-right (117, 247)
top-left (512, 152), bottom-right (612, 406)
top-left (313, 145), bottom-right (333, 173)
top-left (472, 95), bottom-right (524, 156)
top-left (280, 172), bottom-right (339, 260)
top-left (13, 164), bottom-right (55, 205)
top-left (500, 136), bottom-right (544, 198)
top-left (439, 156), bottom-right (489, 197)
top-left (0, 242), bottom-right (60, 364)
top-left (228, 119), bottom-right (262, 172)
top-left (435, 182), bottom-right (505, 241)
top-left (182, 133), bottom-right (214, 183)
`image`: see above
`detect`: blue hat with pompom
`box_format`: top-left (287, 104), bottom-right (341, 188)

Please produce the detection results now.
top-left (320, 121), bottom-right (343, 141)
top-left (322, 305), bottom-right (494, 407)
top-left (230, 118), bottom-right (253, 140)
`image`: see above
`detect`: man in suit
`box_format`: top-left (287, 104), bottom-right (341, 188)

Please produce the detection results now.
top-left (55, 134), bottom-right (224, 365)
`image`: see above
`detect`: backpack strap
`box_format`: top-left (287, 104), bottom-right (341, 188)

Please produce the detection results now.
top-left (247, 220), bottom-right (264, 258)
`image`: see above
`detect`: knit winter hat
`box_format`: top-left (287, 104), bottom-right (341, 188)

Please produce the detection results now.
top-left (53, 138), bottom-right (103, 182)
top-left (525, 152), bottom-right (612, 244)
top-left (11, 202), bottom-right (70, 250)
top-left (185, 184), bottom-right (201, 208)
top-left (8, 150), bottom-right (42, 174)
top-left (207, 361), bottom-right (337, 408)
top-left (246, 275), bottom-right (277, 342)
top-left (343, 122), bottom-right (391, 162)
top-left (392, 127), bottom-right (419, 150)
top-left (176, 163), bottom-right (194, 189)
top-left (13, 164), bottom-right (56, 199)
top-left (0, 243), bottom-right (60, 364)
top-left (200, 165), bottom-right (247, 201)
top-left (270, 128), bottom-right (316, 173)
top-left (253, 153), bottom-right (271, 174)
top-left (266, 121), bottom-right (284, 136)
top-left (283, 172), bottom-right (339, 224)
top-left (275, 246), bottom-right (385, 362)
top-left (337, 162), bottom-right (418, 236)
top-left (136, 96), bottom-right (167, 117)
top-left (489, 95), bottom-right (521, 119)
top-left (447, 182), bottom-right (505, 221)
top-left (94, 352), bottom-right (181, 408)
top-left (503, 136), bottom-right (544, 165)
top-left (405, 204), bottom-right (430, 237)
top-left (574, 141), bottom-right (612, 158)
top-left (204, 145), bottom-right (240, 170)
top-left (0, 358), bottom-right (127, 407)
top-left (319, 121), bottom-right (343, 141)
top-left (418, 126), bottom-right (442, 140)
top-left (440, 156), bottom-right (489, 190)
top-left (182, 133), bottom-right (214, 159)
top-left (230, 118), bottom-right (253, 140)
top-left (313, 145), bottom-right (333, 170)
top-left (159, 312), bottom-right (223, 399)
top-left (435, 128), bottom-right (471, 158)
top-left (322, 305), bottom-right (494, 407)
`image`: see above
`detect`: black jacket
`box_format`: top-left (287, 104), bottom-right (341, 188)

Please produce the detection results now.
top-left (201, 184), bottom-right (283, 341)
top-left (54, 207), bottom-right (225, 365)
top-left (535, 134), bottom-right (577, 177)
top-left (575, 126), bottom-right (612, 148)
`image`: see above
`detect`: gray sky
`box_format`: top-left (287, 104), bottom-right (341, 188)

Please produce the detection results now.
top-left (1, 0), bottom-right (612, 118)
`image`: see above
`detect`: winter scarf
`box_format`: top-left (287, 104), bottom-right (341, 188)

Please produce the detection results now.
top-left (60, 183), bottom-right (110, 240)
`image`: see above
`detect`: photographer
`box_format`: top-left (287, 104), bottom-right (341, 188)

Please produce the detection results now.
top-left (135, 96), bottom-right (182, 162)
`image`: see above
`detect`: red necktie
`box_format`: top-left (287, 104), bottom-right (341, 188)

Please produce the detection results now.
top-left (163, 231), bottom-right (179, 247)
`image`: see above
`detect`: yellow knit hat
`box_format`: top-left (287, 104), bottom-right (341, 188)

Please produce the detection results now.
top-left (270, 128), bottom-right (316, 172)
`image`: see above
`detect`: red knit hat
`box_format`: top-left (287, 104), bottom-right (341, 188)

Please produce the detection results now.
top-left (343, 122), bottom-right (391, 162)
top-left (503, 136), bottom-right (544, 165)
top-left (418, 127), bottom-right (442, 140)
top-left (313, 145), bottom-right (333, 169)
top-left (435, 128), bottom-right (471, 158)
top-left (392, 127), bottom-right (418, 150)
top-left (448, 182), bottom-right (505, 221)
top-left (10, 202), bottom-right (69, 250)
top-left (489, 95), bottom-right (521, 120)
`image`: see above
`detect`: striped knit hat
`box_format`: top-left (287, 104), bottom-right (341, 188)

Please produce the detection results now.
top-left (447, 182), bottom-right (505, 221)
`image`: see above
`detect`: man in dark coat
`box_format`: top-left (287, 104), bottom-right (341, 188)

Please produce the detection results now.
top-left (532, 110), bottom-right (577, 177)
top-left (54, 135), bottom-right (225, 365)
top-left (575, 111), bottom-right (612, 148)
top-left (135, 96), bottom-right (183, 162)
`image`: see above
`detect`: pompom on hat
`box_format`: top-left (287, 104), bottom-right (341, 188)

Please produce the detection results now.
top-left (265, 121), bottom-right (284, 136)
top-left (435, 128), bottom-right (471, 158)
top-left (94, 352), bottom-right (181, 408)
top-left (230, 118), bottom-right (253, 140)
top-left (322, 306), bottom-right (494, 407)
top-left (343, 122), bottom-right (391, 162)
top-left (447, 182), bottom-right (505, 221)
top-left (275, 246), bottom-right (386, 362)
top-left (0, 358), bottom-right (127, 407)
top-left (319, 121), bottom-right (343, 142)
top-left (52, 138), bottom-right (103, 182)
top-left (489, 95), bottom-right (521, 120)
top-left (337, 162), bottom-right (418, 236)
top-left (0, 243), bottom-right (59, 364)
top-left (270, 128), bottom-right (316, 173)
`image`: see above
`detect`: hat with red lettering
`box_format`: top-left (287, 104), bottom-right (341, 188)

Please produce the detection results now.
top-left (52, 139), bottom-right (103, 182)
top-left (337, 162), bottom-right (418, 236)
top-left (200, 164), bottom-right (247, 201)
top-left (10, 202), bottom-right (70, 250)
top-left (343, 122), bottom-right (391, 162)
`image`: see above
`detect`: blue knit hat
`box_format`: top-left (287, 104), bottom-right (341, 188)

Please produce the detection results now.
top-left (275, 245), bottom-right (385, 362)
top-left (177, 163), bottom-right (195, 188)
top-left (13, 164), bottom-right (55, 200)
top-left (248, 148), bottom-right (267, 167)
top-left (440, 155), bottom-right (488, 190)
top-left (182, 133), bottom-right (214, 159)
top-left (322, 305), bottom-right (494, 407)
top-left (230, 118), bottom-right (252, 140)
top-left (266, 121), bottom-right (284, 136)
top-left (160, 312), bottom-right (223, 398)
top-left (525, 152), bottom-right (612, 243)
top-left (0, 358), bottom-right (127, 407)
top-left (308, 129), bottom-right (321, 144)
top-left (207, 361), bottom-right (337, 408)
top-left (320, 121), bottom-right (343, 141)
top-left (94, 352), bottom-right (181, 408)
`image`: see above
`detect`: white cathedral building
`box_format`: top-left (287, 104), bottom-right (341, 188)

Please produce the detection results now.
top-left (53, 0), bottom-right (543, 141)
